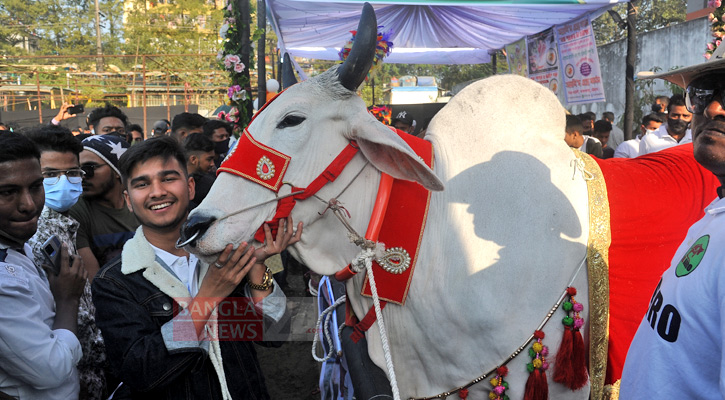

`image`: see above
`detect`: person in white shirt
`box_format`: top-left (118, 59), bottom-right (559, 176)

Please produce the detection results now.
top-left (614, 113), bottom-right (664, 158)
top-left (0, 133), bottom-right (88, 399)
top-left (621, 45), bottom-right (725, 398)
top-left (602, 111), bottom-right (625, 150)
top-left (639, 94), bottom-right (693, 155)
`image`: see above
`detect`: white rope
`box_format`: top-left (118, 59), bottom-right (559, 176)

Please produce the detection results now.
top-left (570, 158), bottom-right (594, 181)
top-left (353, 247), bottom-right (401, 400)
top-left (312, 294), bottom-right (347, 363)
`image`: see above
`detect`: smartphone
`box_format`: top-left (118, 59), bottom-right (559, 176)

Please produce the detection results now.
top-left (68, 104), bottom-right (84, 115)
top-left (42, 235), bottom-right (62, 276)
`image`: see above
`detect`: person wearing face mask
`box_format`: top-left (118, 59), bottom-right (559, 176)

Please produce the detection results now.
top-left (614, 113), bottom-right (665, 158)
top-left (202, 119), bottom-right (233, 168)
top-left (639, 94), bottom-right (693, 155)
top-left (24, 125), bottom-right (109, 400)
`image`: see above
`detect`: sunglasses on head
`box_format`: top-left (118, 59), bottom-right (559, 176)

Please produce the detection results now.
top-left (685, 73), bottom-right (725, 115)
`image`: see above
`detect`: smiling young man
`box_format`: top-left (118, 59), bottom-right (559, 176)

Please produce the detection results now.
top-left (0, 133), bottom-right (88, 399)
top-left (92, 136), bottom-right (301, 399)
top-left (621, 48), bottom-right (725, 398)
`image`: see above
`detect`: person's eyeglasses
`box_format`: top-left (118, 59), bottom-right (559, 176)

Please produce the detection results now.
top-left (42, 168), bottom-right (85, 185)
top-left (80, 163), bottom-right (108, 179)
top-left (685, 74), bottom-right (725, 115)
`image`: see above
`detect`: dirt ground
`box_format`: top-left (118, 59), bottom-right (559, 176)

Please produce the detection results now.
top-left (257, 261), bottom-right (323, 400)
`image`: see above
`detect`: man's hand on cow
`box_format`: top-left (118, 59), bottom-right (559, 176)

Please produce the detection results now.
top-left (199, 242), bottom-right (257, 299)
top-left (253, 217), bottom-right (303, 263)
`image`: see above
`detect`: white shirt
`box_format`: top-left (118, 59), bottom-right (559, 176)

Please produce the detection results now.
top-left (621, 196), bottom-right (725, 399)
top-left (614, 135), bottom-right (641, 158)
top-left (578, 135), bottom-right (601, 153)
top-left (639, 123), bottom-right (692, 155)
top-left (150, 244), bottom-right (200, 296)
top-left (0, 244), bottom-right (82, 399)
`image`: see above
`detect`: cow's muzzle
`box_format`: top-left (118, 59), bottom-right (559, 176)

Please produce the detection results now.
top-left (177, 214), bottom-right (216, 248)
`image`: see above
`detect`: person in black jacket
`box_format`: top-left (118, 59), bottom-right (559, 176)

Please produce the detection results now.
top-left (92, 136), bottom-right (302, 399)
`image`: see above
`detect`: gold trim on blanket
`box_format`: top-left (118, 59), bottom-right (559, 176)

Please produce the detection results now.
top-left (576, 149), bottom-right (612, 400)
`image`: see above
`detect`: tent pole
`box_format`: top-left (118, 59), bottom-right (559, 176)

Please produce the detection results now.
top-left (492, 51), bottom-right (497, 75)
top-left (624, 1), bottom-right (637, 140)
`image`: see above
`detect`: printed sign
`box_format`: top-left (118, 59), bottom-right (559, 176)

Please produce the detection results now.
top-left (555, 16), bottom-right (606, 105)
top-left (526, 28), bottom-right (560, 96)
top-left (506, 38), bottom-right (528, 77)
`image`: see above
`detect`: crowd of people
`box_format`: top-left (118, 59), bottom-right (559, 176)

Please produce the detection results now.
top-left (1, 43), bottom-right (725, 399)
top-left (562, 94), bottom-right (692, 160)
top-left (0, 103), bottom-right (306, 399)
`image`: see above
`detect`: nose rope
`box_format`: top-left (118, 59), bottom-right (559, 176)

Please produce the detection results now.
top-left (175, 188), bottom-right (304, 248)
top-left (177, 160), bottom-right (371, 249)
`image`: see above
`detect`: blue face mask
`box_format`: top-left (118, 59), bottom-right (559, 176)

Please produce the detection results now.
top-left (44, 175), bottom-right (83, 212)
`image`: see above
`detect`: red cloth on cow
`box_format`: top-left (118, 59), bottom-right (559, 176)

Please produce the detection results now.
top-left (593, 143), bottom-right (720, 384)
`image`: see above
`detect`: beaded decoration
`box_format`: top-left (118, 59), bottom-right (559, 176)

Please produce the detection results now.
top-left (488, 366), bottom-right (509, 400)
top-left (562, 287), bottom-right (584, 331)
top-left (527, 331), bottom-right (549, 374)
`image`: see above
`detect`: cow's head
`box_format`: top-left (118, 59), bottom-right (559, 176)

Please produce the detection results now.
top-left (181, 3), bottom-right (442, 264)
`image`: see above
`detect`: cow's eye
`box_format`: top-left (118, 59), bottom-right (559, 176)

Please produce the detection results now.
top-left (277, 115), bottom-right (305, 129)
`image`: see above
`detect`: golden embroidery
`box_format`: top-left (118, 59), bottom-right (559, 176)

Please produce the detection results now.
top-left (575, 149), bottom-right (612, 400)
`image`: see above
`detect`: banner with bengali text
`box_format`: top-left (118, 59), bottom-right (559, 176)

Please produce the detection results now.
top-left (554, 16), bottom-right (605, 104)
top-left (506, 38), bottom-right (528, 77)
top-left (526, 28), bottom-right (561, 97)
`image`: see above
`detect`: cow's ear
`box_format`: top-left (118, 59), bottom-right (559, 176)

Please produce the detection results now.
top-left (351, 122), bottom-right (444, 191)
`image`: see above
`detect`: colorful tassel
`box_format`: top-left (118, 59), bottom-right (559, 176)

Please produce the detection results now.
top-left (524, 330), bottom-right (548, 400)
top-left (553, 287), bottom-right (588, 390)
top-left (488, 366), bottom-right (509, 400)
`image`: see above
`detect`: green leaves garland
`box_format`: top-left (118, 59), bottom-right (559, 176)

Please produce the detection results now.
top-left (217, 0), bottom-right (254, 134)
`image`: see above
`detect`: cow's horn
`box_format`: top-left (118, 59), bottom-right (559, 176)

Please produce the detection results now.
top-left (282, 53), bottom-right (298, 89)
top-left (337, 2), bottom-right (377, 91)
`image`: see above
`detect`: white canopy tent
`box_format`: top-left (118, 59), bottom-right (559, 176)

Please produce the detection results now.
top-left (267, 0), bottom-right (630, 65)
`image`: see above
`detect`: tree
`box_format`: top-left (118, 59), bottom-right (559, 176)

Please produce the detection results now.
top-left (593, 0), bottom-right (686, 46)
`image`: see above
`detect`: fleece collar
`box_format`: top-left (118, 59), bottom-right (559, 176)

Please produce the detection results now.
top-left (121, 226), bottom-right (211, 300)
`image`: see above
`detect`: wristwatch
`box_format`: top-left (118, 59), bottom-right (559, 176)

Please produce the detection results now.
top-left (248, 267), bottom-right (274, 291)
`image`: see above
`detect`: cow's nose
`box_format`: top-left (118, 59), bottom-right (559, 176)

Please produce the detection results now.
top-left (177, 214), bottom-right (216, 248)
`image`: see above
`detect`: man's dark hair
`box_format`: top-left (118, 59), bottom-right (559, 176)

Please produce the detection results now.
top-left (642, 113), bottom-right (665, 126)
top-left (127, 124), bottom-right (144, 139)
top-left (202, 119), bottom-right (232, 138)
top-left (602, 111), bottom-right (615, 122)
top-left (87, 104), bottom-right (128, 132)
top-left (183, 133), bottom-right (215, 155)
top-left (24, 125), bottom-right (83, 158)
top-left (119, 136), bottom-right (188, 187)
top-left (584, 111), bottom-right (596, 120)
top-left (0, 133), bottom-right (40, 164)
top-left (667, 94), bottom-right (687, 113)
top-left (171, 113), bottom-right (207, 134)
top-left (577, 113), bottom-right (594, 123)
top-left (565, 114), bottom-right (583, 134)
top-left (593, 120), bottom-right (612, 134)
top-left (653, 95), bottom-right (670, 113)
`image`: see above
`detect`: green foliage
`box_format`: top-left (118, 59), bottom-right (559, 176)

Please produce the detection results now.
top-left (593, 0), bottom-right (686, 46)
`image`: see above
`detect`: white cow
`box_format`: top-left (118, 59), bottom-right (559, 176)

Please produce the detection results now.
top-left (183, 6), bottom-right (592, 400)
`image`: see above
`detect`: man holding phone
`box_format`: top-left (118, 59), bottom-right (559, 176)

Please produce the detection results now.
top-left (25, 125), bottom-right (108, 399)
top-left (0, 133), bottom-right (88, 399)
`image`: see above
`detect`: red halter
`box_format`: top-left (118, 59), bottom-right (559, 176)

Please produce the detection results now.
top-left (218, 126), bottom-right (360, 242)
